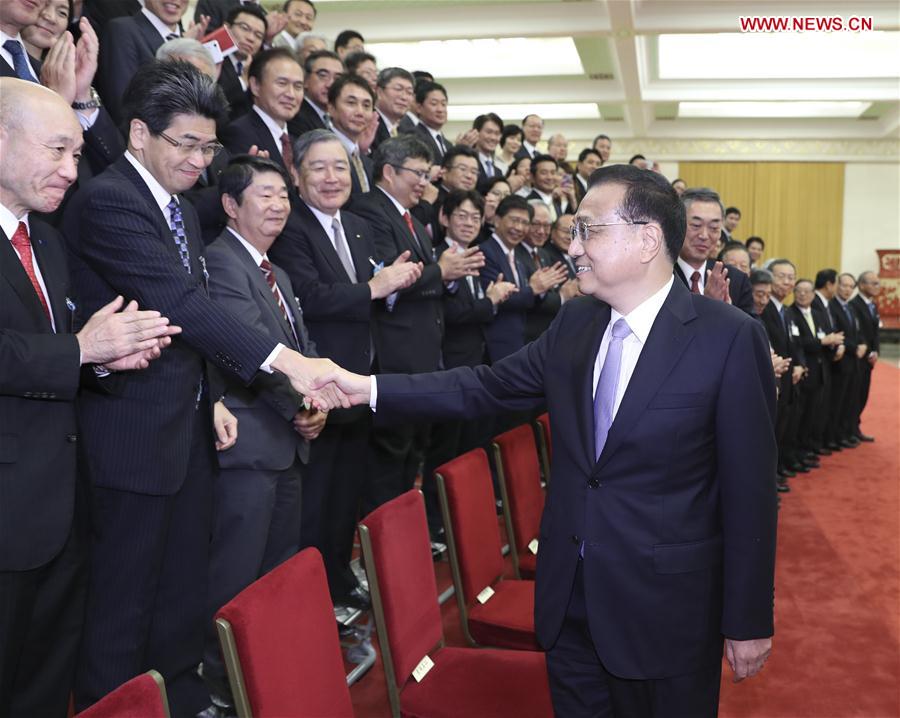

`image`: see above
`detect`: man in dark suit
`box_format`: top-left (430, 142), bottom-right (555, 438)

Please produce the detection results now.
top-left (288, 49), bottom-right (341, 137)
top-left (527, 154), bottom-right (573, 221)
top-left (789, 279), bottom-right (831, 456)
top-left (410, 144), bottom-right (479, 244)
top-left (270, 129), bottom-right (421, 606)
top-left (200, 155), bottom-right (324, 708)
top-left (97, 0), bottom-right (190, 123)
top-left (543, 212), bottom-right (578, 280)
top-left (63, 61), bottom-right (338, 715)
top-left (317, 164), bottom-right (778, 718)
top-left (674, 187), bottom-right (754, 314)
top-left (194, 0), bottom-right (266, 33)
top-left (217, 4), bottom-right (267, 122)
top-left (84, 0), bottom-right (141, 33)
top-left (0, 78), bottom-right (177, 718)
top-left (327, 74), bottom-right (375, 197)
top-left (515, 113), bottom-right (543, 160)
top-left (473, 112), bottom-right (504, 193)
top-left (372, 66), bottom-right (415, 152)
top-left (479, 195), bottom-right (567, 362)
top-left (573, 148), bottom-right (602, 206)
top-left (349, 134), bottom-right (484, 514)
top-left (811, 269), bottom-right (843, 452)
top-left (406, 80), bottom-right (452, 164)
top-left (831, 273), bottom-right (864, 447)
top-left (850, 270), bottom-right (880, 441)
top-left (221, 48), bottom-right (303, 171)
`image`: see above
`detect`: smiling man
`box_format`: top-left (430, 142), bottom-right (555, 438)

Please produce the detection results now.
top-left (218, 3), bottom-right (268, 121)
top-left (314, 164), bottom-right (778, 718)
top-left (327, 73), bottom-right (375, 196)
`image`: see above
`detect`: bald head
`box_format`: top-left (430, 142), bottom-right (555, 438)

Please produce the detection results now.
top-left (0, 78), bottom-right (83, 217)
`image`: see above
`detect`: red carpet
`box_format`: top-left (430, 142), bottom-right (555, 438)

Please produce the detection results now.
top-left (349, 363), bottom-right (900, 717)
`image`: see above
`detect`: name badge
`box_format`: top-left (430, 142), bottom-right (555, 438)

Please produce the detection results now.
top-left (528, 538), bottom-right (539, 555)
top-left (817, 329), bottom-right (825, 339)
top-left (791, 322), bottom-right (800, 337)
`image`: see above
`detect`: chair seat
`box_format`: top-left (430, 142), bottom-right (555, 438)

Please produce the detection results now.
top-left (468, 579), bottom-right (539, 650)
top-left (401, 646), bottom-right (553, 718)
top-left (517, 550), bottom-right (537, 579)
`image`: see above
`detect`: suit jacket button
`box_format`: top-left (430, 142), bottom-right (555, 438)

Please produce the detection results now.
top-left (570, 534), bottom-right (580, 544)
top-left (66, 434), bottom-right (77, 443)
top-left (588, 478), bottom-right (600, 489)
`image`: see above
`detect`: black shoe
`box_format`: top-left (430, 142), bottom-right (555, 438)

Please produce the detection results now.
top-left (776, 481), bottom-right (791, 493)
top-left (856, 433), bottom-right (875, 442)
top-left (787, 462), bottom-right (810, 474)
top-left (336, 586), bottom-right (371, 611)
top-left (826, 442), bottom-right (843, 451)
top-left (816, 447), bottom-right (833, 456)
top-left (839, 438), bottom-right (858, 448)
top-left (778, 467), bottom-right (796, 479)
top-left (802, 458), bottom-right (820, 469)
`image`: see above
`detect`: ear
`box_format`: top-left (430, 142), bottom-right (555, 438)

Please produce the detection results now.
top-left (129, 119), bottom-right (147, 152)
top-left (289, 164), bottom-right (300, 188)
top-left (249, 75), bottom-right (260, 101)
top-left (221, 193), bottom-right (240, 221)
top-left (639, 223), bottom-right (664, 265)
top-left (438, 208), bottom-right (449, 229)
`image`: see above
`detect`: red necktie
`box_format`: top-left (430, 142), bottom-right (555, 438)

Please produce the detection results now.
top-left (403, 210), bottom-right (415, 238)
top-left (690, 270), bottom-right (701, 294)
top-left (10, 222), bottom-right (51, 323)
top-left (280, 132), bottom-right (294, 171)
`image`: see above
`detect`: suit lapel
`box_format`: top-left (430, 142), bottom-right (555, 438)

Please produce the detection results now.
top-left (378, 191), bottom-right (430, 263)
top-left (569, 301), bottom-right (610, 472)
top-left (1, 228), bottom-right (52, 329)
top-left (343, 214), bottom-right (371, 283)
top-left (594, 282), bottom-right (696, 474)
top-left (28, 222), bottom-right (68, 328)
top-left (249, 111), bottom-right (283, 163)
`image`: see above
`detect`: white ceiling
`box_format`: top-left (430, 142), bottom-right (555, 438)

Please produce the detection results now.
top-left (305, 0), bottom-right (900, 152)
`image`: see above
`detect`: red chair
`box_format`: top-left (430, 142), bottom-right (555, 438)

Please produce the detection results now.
top-left (358, 490), bottom-right (553, 718)
top-left (492, 425), bottom-right (546, 580)
top-left (533, 413), bottom-right (552, 486)
top-left (214, 548), bottom-right (354, 718)
top-left (435, 449), bottom-right (539, 651)
top-left (75, 671), bottom-right (169, 718)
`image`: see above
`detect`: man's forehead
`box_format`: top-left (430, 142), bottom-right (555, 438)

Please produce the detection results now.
top-left (166, 114), bottom-right (217, 138)
top-left (688, 201), bottom-right (722, 219)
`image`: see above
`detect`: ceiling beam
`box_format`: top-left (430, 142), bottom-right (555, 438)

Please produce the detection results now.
top-left (605, 0), bottom-right (650, 136)
top-left (441, 77), bottom-right (623, 104)
top-left (642, 78), bottom-right (900, 103)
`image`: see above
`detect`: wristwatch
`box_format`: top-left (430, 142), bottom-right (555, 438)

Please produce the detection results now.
top-left (72, 86), bottom-right (102, 110)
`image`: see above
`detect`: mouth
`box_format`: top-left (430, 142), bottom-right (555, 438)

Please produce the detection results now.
top-left (576, 264), bottom-right (591, 274)
top-left (161, 1), bottom-right (181, 15)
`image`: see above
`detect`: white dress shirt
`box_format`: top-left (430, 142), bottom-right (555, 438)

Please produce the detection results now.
top-left (522, 141), bottom-right (537, 158)
top-left (0, 30), bottom-right (38, 81)
top-left (305, 201), bottom-right (356, 264)
top-left (592, 277), bottom-right (673, 420)
top-left (253, 105), bottom-right (288, 150)
top-left (376, 108), bottom-right (396, 137)
top-left (677, 256), bottom-right (706, 295)
top-left (0, 203), bottom-right (56, 332)
top-left (229, 55), bottom-right (248, 90)
top-left (141, 7), bottom-right (179, 40)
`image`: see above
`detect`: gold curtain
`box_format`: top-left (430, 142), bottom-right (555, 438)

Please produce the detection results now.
top-left (678, 162), bottom-right (844, 280)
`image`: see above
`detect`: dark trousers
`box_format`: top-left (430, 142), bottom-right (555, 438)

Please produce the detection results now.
top-left (798, 381), bottom-right (824, 452)
top-left (202, 460), bottom-right (302, 698)
top-left (853, 360), bottom-right (873, 433)
top-left (546, 560), bottom-right (722, 718)
top-left (0, 483), bottom-right (88, 718)
top-left (364, 420), bottom-right (431, 516)
top-left (75, 403), bottom-right (216, 718)
top-left (828, 365), bottom-right (853, 443)
top-left (310, 415), bottom-right (371, 600)
top-left (774, 393), bottom-right (793, 469)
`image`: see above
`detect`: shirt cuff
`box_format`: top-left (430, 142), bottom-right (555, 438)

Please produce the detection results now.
top-left (260, 343), bottom-right (286, 373)
top-left (77, 108), bottom-right (99, 129)
top-left (369, 375), bottom-right (378, 411)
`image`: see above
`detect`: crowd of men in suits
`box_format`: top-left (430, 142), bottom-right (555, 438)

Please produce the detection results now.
top-left (0, 0), bottom-right (884, 716)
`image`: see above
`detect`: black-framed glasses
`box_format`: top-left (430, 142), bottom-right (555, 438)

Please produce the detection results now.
top-left (157, 131), bottom-right (224, 158)
top-left (232, 20), bottom-right (264, 42)
top-left (389, 163), bottom-right (430, 181)
top-left (570, 219), bottom-right (649, 243)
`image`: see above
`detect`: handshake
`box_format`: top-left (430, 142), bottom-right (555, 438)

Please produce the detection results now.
top-left (270, 351), bottom-right (371, 411)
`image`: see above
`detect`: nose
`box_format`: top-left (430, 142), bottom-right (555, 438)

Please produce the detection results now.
top-left (568, 235), bottom-right (583, 257)
top-left (59, 153), bottom-right (78, 183)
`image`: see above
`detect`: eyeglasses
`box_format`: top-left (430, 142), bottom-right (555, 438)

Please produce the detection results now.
top-left (505, 217), bottom-right (531, 228)
top-left (157, 131), bottom-right (224, 158)
top-left (531, 221), bottom-right (552, 230)
top-left (569, 219), bottom-right (649, 243)
top-left (451, 210), bottom-right (482, 224)
top-left (448, 164), bottom-right (478, 177)
top-left (389, 163), bottom-right (430, 181)
top-left (232, 21), bottom-right (265, 42)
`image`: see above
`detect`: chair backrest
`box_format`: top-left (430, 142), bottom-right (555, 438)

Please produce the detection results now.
top-left (435, 448), bottom-right (505, 606)
top-left (534, 413), bottom-right (552, 482)
top-left (493, 424), bottom-right (545, 561)
top-left (75, 670), bottom-right (169, 718)
top-left (214, 548), bottom-right (354, 718)
top-left (358, 490), bottom-right (443, 715)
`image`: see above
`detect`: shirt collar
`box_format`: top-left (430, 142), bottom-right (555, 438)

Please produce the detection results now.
top-left (305, 200), bottom-right (341, 236)
top-left (124, 150), bottom-right (172, 213)
top-left (815, 290), bottom-right (829, 306)
top-left (532, 187), bottom-right (553, 204)
top-left (226, 226), bottom-right (266, 266)
top-left (478, 151), bottom-right (495, 164)
top-left (253, 104), bottom-right (287, 139)
top-left (676, 256), bottom-right (705, 279)
top-left (492, 232), bottom-right (514, 255)
top-left (141, 7), bottom-right (178, 40)
top-left (331, 126), bottom-right (360, 157)
top-left (610, 276), bottom-right (674, 345)
top-left (304, 97), bottom-right (327, 122)
top-left (445, 236), bottom-right (466, 252)
top-left (0, 31), bottom-right (38, 81)
top-left (376, 108), bottom-right (395, 134)
top-left (576, 174), bottom-right (588, 190)
top-left (377, 186), bottom-right (408, 215)
top-left (523, 140), bottom-right (537, 155)
top-left (0, 202), bottom-right (28, 241)
top-left (770, 296), bottom-right (784, 311)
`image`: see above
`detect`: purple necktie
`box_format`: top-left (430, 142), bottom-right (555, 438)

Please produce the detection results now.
top-left (593, 318), bottom-right (632, 460)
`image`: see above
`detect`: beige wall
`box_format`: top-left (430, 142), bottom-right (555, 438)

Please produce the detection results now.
top-left (841, 163), bottom-right (900, 278)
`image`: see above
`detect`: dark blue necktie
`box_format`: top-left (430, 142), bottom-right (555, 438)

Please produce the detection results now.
top-left (779, 305), bottom-right (789, 335)
top-left (869, 302), bottom-right (877, 319)
top-left (167, 197), bottom-right (192, 273)
top-left (3, 39), bottom-right (37, 82)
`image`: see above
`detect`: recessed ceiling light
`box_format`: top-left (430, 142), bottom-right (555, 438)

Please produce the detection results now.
top-left (658, 32), bottom-right (900, 79)
top-left (365, 37), bottom-right (585, 79)
top-left (447, 103), bottom-right (601, 122)
top-left (678, 101), bottom-right (871, 118)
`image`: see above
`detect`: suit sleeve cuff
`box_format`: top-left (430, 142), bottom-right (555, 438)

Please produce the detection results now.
top-left (370, 375), bottom-right (378, 411)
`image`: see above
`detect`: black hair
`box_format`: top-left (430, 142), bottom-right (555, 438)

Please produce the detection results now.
top-left (750, 269), bottom-right (773, 286)
top-left (814, 268), bottom-right (838, 289)
top-left (530, 153), bottom-right (558, 175)
top-left (578, 148), bottom-right (601, 163)
top-left (441, 144), bottom-right (478, 170)
top-left (283, 0), bottom-right (316, 15)
top-left (225, 3), bottom-right (268, 33)
top-left (303, 49), bottom-right (342, 75)
top-left (725, 206), bottom-right (741, 218)
top-left (414, 80), bottom-right (447, 105)
top-left (122, 60), bottom-right (228, 134)
top-left (500, 124), bottom-right (523, 148)
top-left (372, 135), bottom-right (433, 182)
top-left (718, 241), bottom-right (750, 262)
top-left (473, 113), bottom-right (504, 132)
top-left (628, 154), bottom-right (646, 165)
top-left (745, 236), bottom-right (765, 250)
top-left (482, 176), bottom-right (511, 195)
top-left (496, 194), bottom-right (533, 220)
top-left (327, 73), bottom-right (375, 106)
top-left (505, 155), bottom-right (530, 178)
top-left (592, 133), bottom-right (610, 146)
top-left (344, 51), bottom-right (377, 75)
top-left (443, 189), bottom-right (485, 218)
top-left (248, 47), bottom-right (301, 86)
top-left (376, 67), bottom-right (414, 89)
top-left (412, 70), bottom-right (434, 83)
top-left (586, 164), bottom-right (686, 263)
top-left (335, 29), bottom-right (364, 51)
top-left (219, 154), bottom-right (291, 205)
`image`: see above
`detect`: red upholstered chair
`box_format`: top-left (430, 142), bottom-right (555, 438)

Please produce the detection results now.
top-left (75, 670), bottom-right (169, 718)
top-left (434, 449), bottom-right (539, 651)
top-left (214, 548), bottom-right (354, 718)
top-left (492, 425), bottom-right (546, 580)
top-left (358, 490), bottom-right (553, 718)
top-left (533, 413), bottom-right (552, 486)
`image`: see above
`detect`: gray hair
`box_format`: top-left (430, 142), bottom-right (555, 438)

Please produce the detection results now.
top-left (298, 32), bottom-right (327, 49)
top-left (527, 198), bottom-right (551, 214)
top-left (372, 134), bottom-right (433, 182)
top-left (750, 268), bottom-right (774, 286)
top-left (681, 187), bottom-right (725, 219)
top-left (377, 66), bottom-right (414, 89)
top-left (292, 128), bottom-right (348, 170)
top-left (155, 38), bottom-right (216, 80)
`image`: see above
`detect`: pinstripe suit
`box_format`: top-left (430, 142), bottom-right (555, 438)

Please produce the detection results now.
top-left (63, 155), bottom-right (281, 714)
